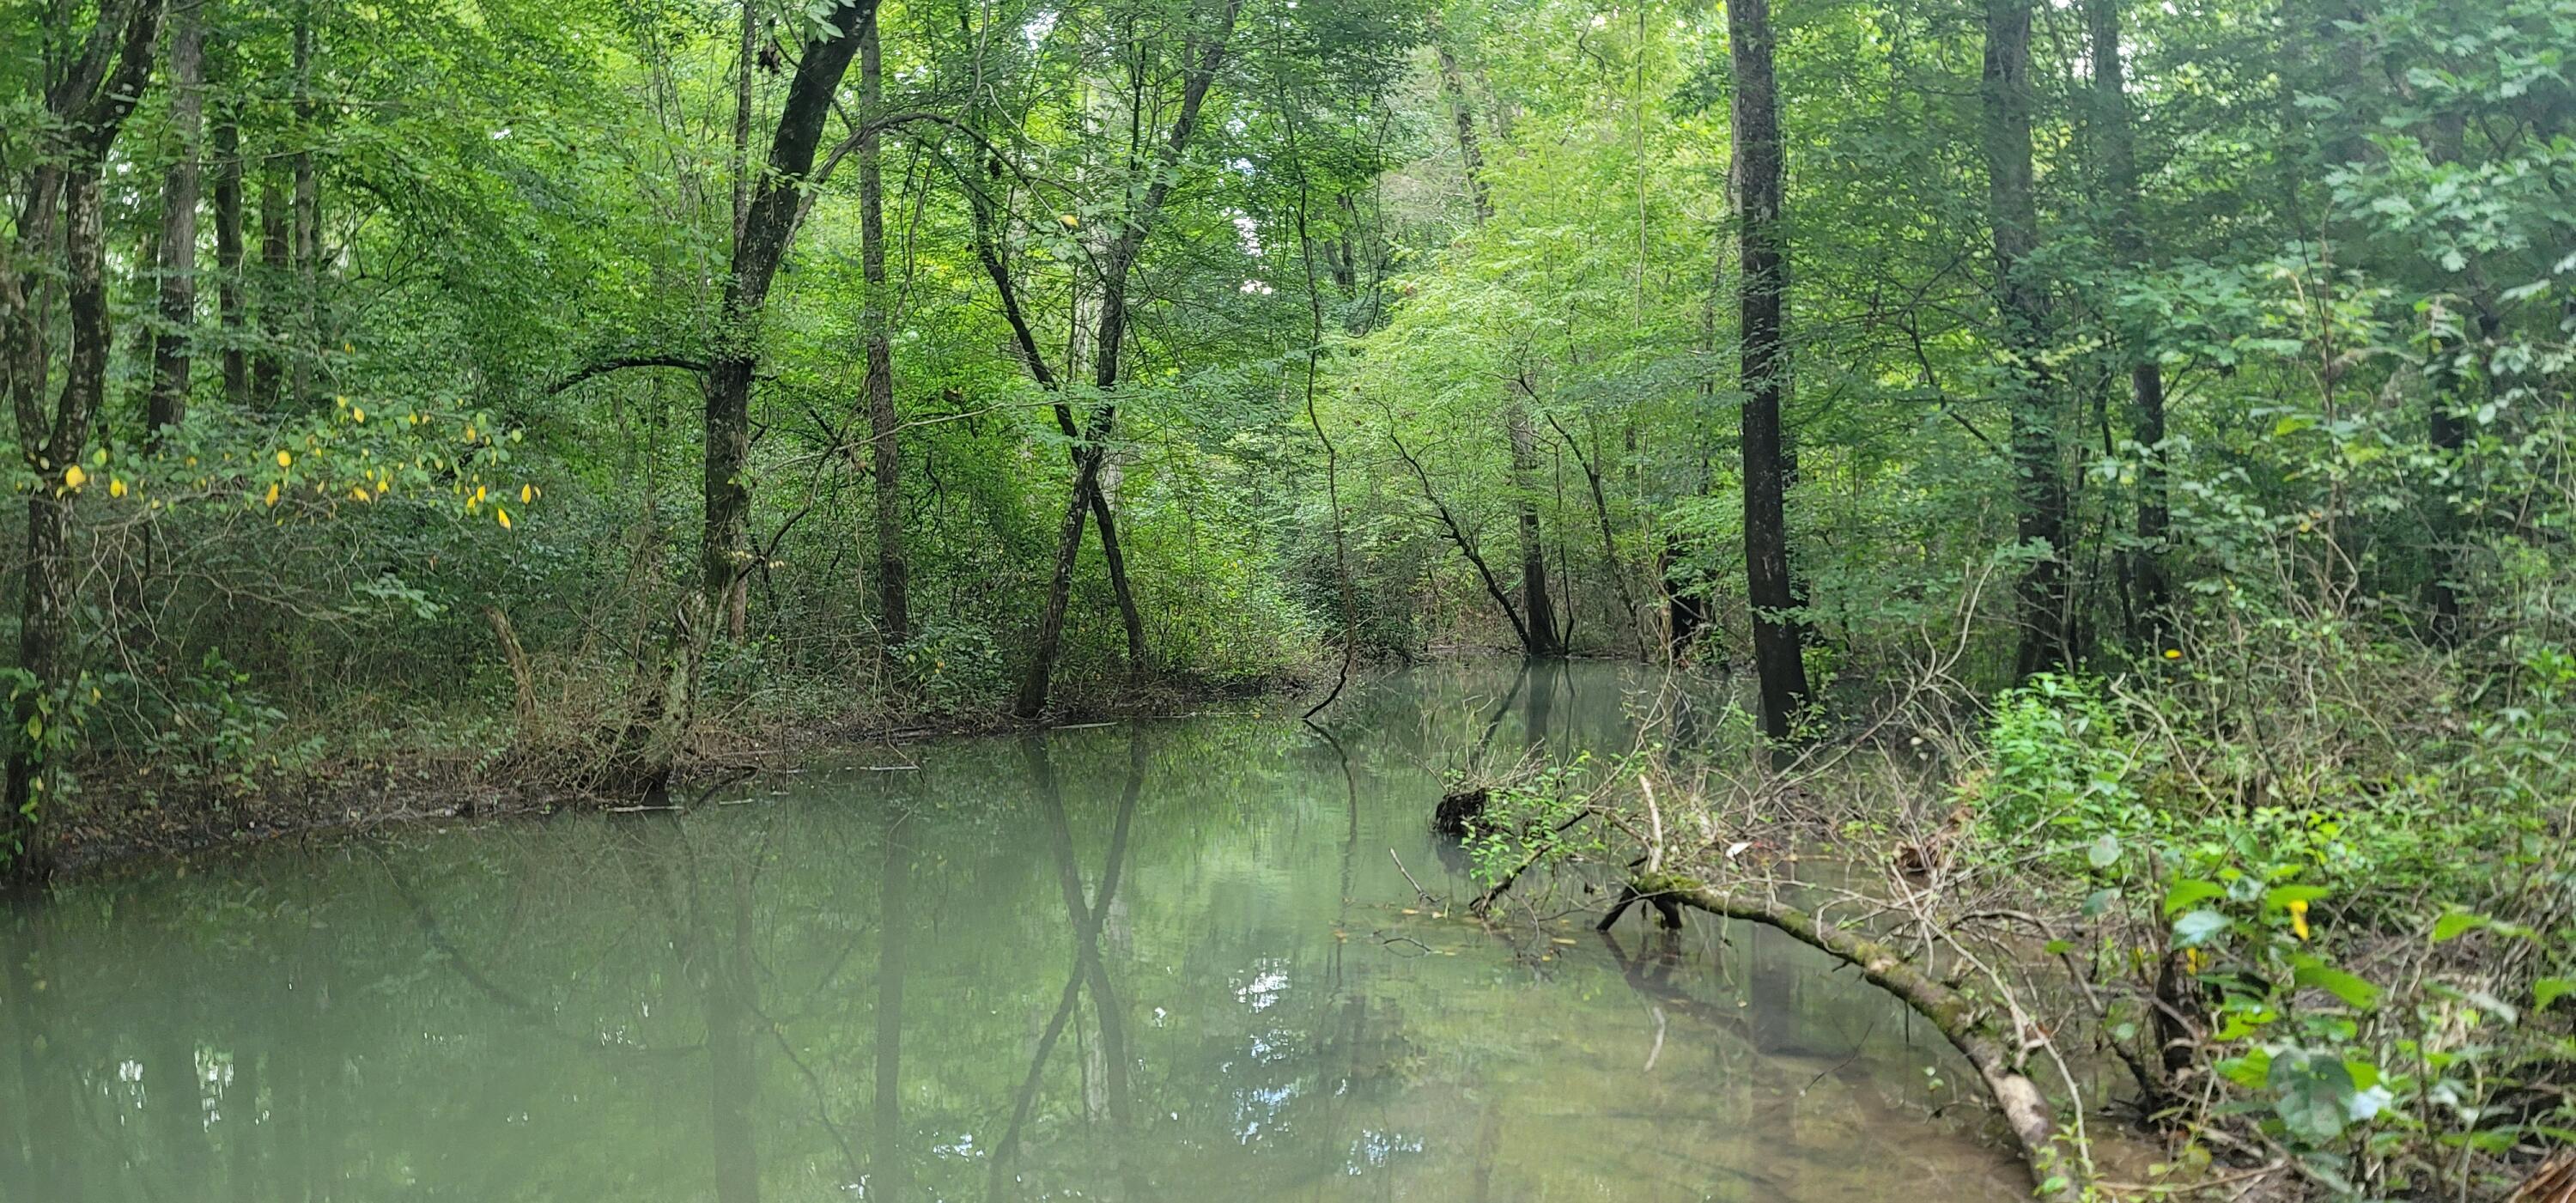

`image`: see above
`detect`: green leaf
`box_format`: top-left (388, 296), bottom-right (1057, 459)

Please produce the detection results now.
top-left (2087, 833), bottom-right (2122, 869)
top-left (2269, 1048), bottom-right (2359, 1145)
top-left (2536, 977), bottom-right (2573, 1012)
top-left (2263, 884), bottom-right (2330, 909)
top-left (2430, 908), bottom-right (2488, 941)
top-left (2290, 955), bottom-right (2380, 1009)
top-left (2173, 909), bottom-right (2231, 948)
top-left (2164, 878), bottom-right (2224, 918)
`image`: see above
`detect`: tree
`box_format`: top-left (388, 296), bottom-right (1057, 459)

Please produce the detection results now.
top-left (857, 7), bottom-right (908, 647)
top-left (1982, 0), bottom-right (2068, 679)
top-left (700, 0), bottom-right (878, 639)
top-left (2085, 0), bottom-right (2168, 642)
top-left (1728, 0), bottom-right (1807, 742)
top-left (147, 0), bottom-right (208, 441)
top-left (1006, 0), bottom-right (1246, 720)
top-left (1, 0), bottom-right (168, 878)
top-left (1431, 15), bottom-right (1560, 659)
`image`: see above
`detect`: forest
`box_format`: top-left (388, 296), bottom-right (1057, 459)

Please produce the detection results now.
top-left (3, 0), bottom-right (2574, 1196)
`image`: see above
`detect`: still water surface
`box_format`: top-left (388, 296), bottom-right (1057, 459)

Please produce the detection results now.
top-left (3, 660), bottom-right (2026, 1201)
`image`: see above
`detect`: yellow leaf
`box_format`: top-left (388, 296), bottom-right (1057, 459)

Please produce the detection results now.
top-left (495, 506), bottom-right (512, 529)
top-left (264, 482), bottom-right (281, 507)
top-left (2288, 899), bottom-right (2310, 941)
top-left (350, 488), bottom-right (369, 501)
top-left (519, 483), bottom-right (532, 504)
top-left (61, 465), bottom-right (86, 489)
top-left (108, 478), bottom-right (125, 498)
top-left (276, 450), bottom-right (294, 468)
top-left (352, 407), bottom-right (366, 423)
top-left (463, 425), bottom-right (477, 443)
top-left (1059, 212), bottom-right (1078, 228)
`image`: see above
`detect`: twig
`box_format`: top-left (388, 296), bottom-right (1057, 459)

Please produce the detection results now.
top-left (1389, 848), bottom-right (1435, 904)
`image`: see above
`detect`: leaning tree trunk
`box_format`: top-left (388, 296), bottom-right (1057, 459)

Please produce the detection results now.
top-left (1730, 0), bottom-right (1809, 743)
top-left (856, 10), bottom-right (908, 646)
top-left (698, 0), bottom-right (876, 631)
top-left (599, 0), bottom-right (874, 796)
top-left (1984, 0), bottom-right (2069, 679)
top-left (148, 0), bottom-right (207, 441)
top-left (1012, 0), bottom-right (1241, 720)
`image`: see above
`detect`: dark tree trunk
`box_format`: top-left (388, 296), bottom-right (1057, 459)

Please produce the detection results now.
top-left (961, 151), bottom-right (1147, 676)
top-left (1984, 0), bottom-right (2069, 678)
top-left (1506, 400), bottom-right (1562, 656)
top-left (1015, 447), bottom-right (1109, 718)
top-left (148, 0), bottom-right (208, 440)
top-left (2086, 0), bottom-right (2169, 641)
top-left (290, 3), bottom-right (319, 409)
top-left (1730, 0), bottom-right (1809, 743)
top-left (1, 0), bottom-right (164, 882)
top-left (700, 0), bottom-right (877, 624)
top-left (858, 11), bottom-right (907, 645)
top-left (255, 168), bottom-right (289, 408)
top-left (214, 102), bottom-right (248, 409)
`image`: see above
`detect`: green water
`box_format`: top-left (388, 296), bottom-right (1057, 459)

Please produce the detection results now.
top-left (2, 661), bottom-right (2026, 1201)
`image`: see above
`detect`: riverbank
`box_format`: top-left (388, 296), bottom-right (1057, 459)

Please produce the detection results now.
top-left (31, 668), bottom-right (1307, 879)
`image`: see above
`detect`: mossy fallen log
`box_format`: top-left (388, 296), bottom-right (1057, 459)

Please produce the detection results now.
top-left (1604, 872), bottom-right (2084, 1203)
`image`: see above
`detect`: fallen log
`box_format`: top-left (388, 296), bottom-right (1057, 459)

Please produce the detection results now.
top-left (1604, 872), bottom-right (2084, 1202)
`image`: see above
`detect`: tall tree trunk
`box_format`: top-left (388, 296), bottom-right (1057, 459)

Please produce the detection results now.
top-left (857, 9), bottom-right (907, 645)
top-left (289, 2), bottom-right (319, 409)
top-left (700, 0), bottom-right (877, 631)
top-left (1016, 447), bottom-right (1108, 718)
top-left (1730, 0), bottom-right (1809, 744)
top-left (1431, 24), bottom-right (1492, 222)
top-left (148, 0), bottom-right (208, 441)
top-left (2, 0), bottom-right (163, 882)
top-left (716, 0), bottom-right (760, 641)
top-left (1984, 0), bottom-right (2069, 678)
top-left (255, 168), bottom-right (288, 408)
top-left (961, 149), bottom-right (1147, 676)
top-left (2086, 0), bottom-right (2168, 641)
top-left (214, 100), bottom-right (248, 409)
